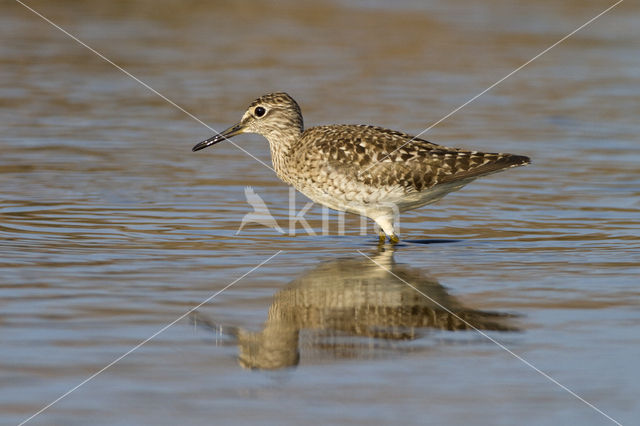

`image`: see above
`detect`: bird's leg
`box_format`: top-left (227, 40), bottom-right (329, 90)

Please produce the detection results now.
top-left (378, 230), bottom-right (386, 245)
top-left (373, 213), bottom-right (398, 245)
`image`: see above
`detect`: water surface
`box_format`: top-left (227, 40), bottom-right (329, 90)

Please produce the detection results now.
top-left (1, 1), bottom-right (639, 425)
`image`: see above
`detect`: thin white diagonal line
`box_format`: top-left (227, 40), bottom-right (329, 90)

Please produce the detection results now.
top-left (19, 250), bottom-right (283, 426)
top-left (14, 0), bottom-right (275, 173)
top-left (359, 0), bottom-right (624, 176)
top-left (357, 250), bottom-right (622, 426)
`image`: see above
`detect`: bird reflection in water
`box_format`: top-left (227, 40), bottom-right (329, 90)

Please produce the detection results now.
top-left (191, 249), bottom-right (518, 370)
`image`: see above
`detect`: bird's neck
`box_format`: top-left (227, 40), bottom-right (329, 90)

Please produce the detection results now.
top-left (264, 126), bottom-right (303, 183)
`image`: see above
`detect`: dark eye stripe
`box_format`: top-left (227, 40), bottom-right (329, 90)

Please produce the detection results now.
top-left (255, 106), bottom-right (266, 117)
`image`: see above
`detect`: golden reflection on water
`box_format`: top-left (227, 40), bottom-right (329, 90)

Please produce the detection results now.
top-left (194, 249), bottom-right (517, 370)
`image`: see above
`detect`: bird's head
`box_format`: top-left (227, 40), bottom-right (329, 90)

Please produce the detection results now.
top-left (192, 92), bottom-right (304, 152)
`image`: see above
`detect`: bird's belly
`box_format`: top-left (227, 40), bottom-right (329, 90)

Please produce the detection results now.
top-left (293, 183), bottom-right (400, 216)
top-left (293, 179), bottom-right (473, 217)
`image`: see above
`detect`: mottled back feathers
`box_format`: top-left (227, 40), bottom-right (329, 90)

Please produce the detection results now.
top-left (295, 124), bottom-right (530, 193)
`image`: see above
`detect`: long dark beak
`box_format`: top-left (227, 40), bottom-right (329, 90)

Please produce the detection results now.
top-left (192, 122), bottom-right (245, 152)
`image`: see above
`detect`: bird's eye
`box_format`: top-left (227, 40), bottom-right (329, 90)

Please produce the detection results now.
top-left (254, 106), bottom-right (266, 118)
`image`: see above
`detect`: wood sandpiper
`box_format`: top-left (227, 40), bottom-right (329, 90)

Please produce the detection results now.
top-left (193, 92), bottom-right (530, 243)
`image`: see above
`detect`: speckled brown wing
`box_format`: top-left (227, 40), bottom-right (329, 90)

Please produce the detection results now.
top-left (298, 124), bottom-right (530, 193)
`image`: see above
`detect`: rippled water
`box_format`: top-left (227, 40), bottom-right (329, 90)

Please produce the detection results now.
top-left (2, 1), bottom-right (639, 425)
